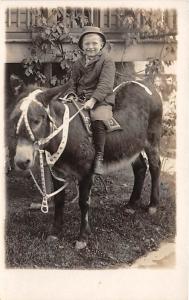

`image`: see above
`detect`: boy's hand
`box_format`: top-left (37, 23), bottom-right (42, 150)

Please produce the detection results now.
top-left (83, 98), bottom-right (97, 110)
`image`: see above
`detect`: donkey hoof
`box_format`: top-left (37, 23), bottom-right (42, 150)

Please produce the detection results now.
top-left (148, 207), bottom-right (157, 215)
top-left (75, 240), bottom-right (87, 250)
top-left (47, 235), bottom-right (59, 243)
top-left (125, 207), bottom-right (135, 215)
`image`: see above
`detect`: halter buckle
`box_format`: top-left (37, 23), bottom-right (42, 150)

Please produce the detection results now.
top-left (41, 196), bottom-right (49, 214)
top-left (34, 141), bottom-right (40, 151)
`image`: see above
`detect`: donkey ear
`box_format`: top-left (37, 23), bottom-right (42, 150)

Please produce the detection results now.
top-left (10, 97), bottom-right (25, 121)
top-left (10, 74), bottom-right (25, 97)
top-left (36, 82), bottom-right (71, 106)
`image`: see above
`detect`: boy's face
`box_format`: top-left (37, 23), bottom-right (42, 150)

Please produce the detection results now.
top-left (82, 34), bottom-right (103, 57)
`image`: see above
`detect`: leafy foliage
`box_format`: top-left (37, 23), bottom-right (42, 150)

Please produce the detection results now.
top-left (162, 94), bottom-right (176, 138)
top-left (145, 59), bottom-right (164, 81)
top-left (154, 75), bottom-right (176, 138)
top-left (22, 56), bottom-right (46, 85)
top-left (117, 8), bottom-right (176, 45)
top-left (23, 8), bottom-right (85, 86)
top-left (116, 8), bottom-right (176, 81)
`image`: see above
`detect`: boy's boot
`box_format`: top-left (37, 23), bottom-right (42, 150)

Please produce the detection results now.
top-left (92, 120), bottom-right (106, 175)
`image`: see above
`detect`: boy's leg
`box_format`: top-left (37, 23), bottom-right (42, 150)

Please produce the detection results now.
top-left (92, 120), bottom-right (106, 175)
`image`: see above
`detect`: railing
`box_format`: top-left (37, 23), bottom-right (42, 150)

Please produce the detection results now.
top-left (6, 7), bottom-right (177, 38)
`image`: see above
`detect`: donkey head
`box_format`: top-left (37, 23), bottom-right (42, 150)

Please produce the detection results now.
top-left (10, 76), bottom-right (70, 170)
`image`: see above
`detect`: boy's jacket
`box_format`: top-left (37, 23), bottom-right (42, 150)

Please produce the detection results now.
top-left (69, 52), bottom-right (115, 106)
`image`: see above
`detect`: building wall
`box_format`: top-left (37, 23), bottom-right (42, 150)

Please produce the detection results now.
top-left (5, 8), bottom-right (177, 63)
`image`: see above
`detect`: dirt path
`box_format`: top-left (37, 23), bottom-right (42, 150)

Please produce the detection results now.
top-left (131, 242), bottom-right (175, 268)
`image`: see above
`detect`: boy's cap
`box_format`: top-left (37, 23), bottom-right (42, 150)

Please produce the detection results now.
top-left (78, 26), bottom-right (106, 50)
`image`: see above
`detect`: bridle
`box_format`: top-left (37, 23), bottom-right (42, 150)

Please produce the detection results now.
top-left (16, 89), bottom-right (84, 213)
top-left (16, 89), bottom-right (45, 142)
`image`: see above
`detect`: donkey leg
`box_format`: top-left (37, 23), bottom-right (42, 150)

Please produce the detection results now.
top-left (128, 153), bottom-right (147, 208)
top-left (49, 177), bottom-right (65, 239)
top-left (145, 146), bottom-right (161, 214)
top-left (76, 174), bottom-right (93, 249)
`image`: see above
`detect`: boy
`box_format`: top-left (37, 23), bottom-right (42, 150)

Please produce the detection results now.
top-left (70, 26), bottom-right (116, 174)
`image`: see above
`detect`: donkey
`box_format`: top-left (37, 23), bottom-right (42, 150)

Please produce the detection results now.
top-left (10, 78), bottom-right (162, 249)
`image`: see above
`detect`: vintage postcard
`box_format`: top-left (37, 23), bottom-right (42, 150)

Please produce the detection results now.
top-left (0, 0), bottom-right (188, 299)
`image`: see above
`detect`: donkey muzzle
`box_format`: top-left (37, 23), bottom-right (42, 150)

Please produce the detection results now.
top-left (15, 158), bottom-right (32, 170)
top-left (14, 139), bottom-right (35, 170)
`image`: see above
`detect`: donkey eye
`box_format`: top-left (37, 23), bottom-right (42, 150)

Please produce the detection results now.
top-left (33, 119), bottom-right (40, 125)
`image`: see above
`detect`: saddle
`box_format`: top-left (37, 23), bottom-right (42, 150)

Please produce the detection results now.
top-left (59, 93), bottom-right (122, 136)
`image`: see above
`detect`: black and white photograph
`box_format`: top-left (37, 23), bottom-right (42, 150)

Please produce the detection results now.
top-left (1, 1), bottom-right (188, 300)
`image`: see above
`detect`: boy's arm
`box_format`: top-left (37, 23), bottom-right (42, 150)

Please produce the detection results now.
top-left (92, 58), bottom-right (115, 102)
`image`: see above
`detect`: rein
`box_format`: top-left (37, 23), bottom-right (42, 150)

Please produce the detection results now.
top-left (16, 90), bottom-right (84, 213)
